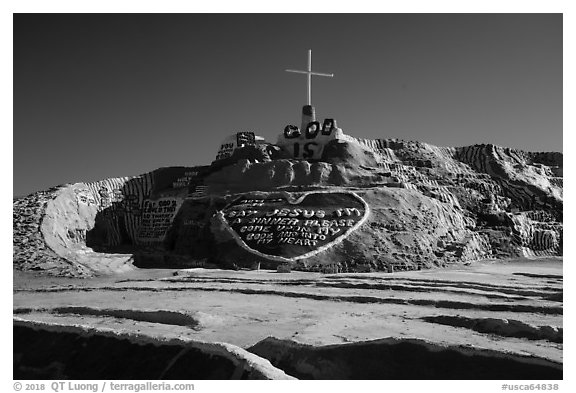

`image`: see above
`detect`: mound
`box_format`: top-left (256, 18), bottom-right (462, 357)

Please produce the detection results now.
top-left (13, 133), bottom-right (562, 277)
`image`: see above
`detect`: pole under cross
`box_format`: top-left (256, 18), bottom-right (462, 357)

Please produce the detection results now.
top-left (286, 49), bottom-right (334, 106)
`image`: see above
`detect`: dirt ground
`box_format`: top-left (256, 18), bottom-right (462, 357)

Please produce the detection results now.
top-left (13, 257), bottom-right (563, 365)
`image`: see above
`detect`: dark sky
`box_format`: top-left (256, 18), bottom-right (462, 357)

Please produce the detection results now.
top-left (13, 13), bottom-right (562, 196)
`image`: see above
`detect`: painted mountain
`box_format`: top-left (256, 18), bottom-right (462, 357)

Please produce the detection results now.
top-left (13, 133), bottom-right (562, 277)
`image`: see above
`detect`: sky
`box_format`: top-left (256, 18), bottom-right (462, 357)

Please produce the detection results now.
top-left (13, 13), bottom-right (562, 197)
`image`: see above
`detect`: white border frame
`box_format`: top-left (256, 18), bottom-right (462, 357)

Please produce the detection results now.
top-left (215, 190), bottom-right (370, 263)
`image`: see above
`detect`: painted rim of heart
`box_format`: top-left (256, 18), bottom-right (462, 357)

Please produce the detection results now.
top-left (216, 190), bottom-right (370, 263)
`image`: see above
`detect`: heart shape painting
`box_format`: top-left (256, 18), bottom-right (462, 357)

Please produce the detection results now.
top-left (216, 191), bottom-right (369, 262)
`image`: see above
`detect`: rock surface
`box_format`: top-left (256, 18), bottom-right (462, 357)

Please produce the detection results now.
top-left (13, 136), bottom-right (562, 276)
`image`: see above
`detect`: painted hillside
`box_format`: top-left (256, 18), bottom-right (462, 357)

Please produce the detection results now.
top-left (13, 134), bottom-right (562, 277)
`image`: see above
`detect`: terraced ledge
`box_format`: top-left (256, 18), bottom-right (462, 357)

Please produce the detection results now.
top-left (14, 286), bottom-right (564, 315)
top-left (14, 307), bottom-right (202, 329)
top-left (13, 318), bottom-right (295, 380)
top-left (248, 336), bottom-right (563, 380)
top-left (165, 276), bottom-right (557, 300)
top-left (512, 273), bottom-right (563, 280)
top-left (323, 276), bottom-right (562, 294)
top-left (421, 315), bottom-right (563, 343)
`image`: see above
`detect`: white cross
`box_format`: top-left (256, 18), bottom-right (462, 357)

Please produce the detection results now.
top-left (286, 49), bottom-right (334, 106)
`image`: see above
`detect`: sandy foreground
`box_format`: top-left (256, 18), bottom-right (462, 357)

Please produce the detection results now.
top-left (13, 257), bottom-right (562, 367)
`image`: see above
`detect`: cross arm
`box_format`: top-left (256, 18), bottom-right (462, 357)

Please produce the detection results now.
top-left (286, 69), bottom-right (334, 77)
